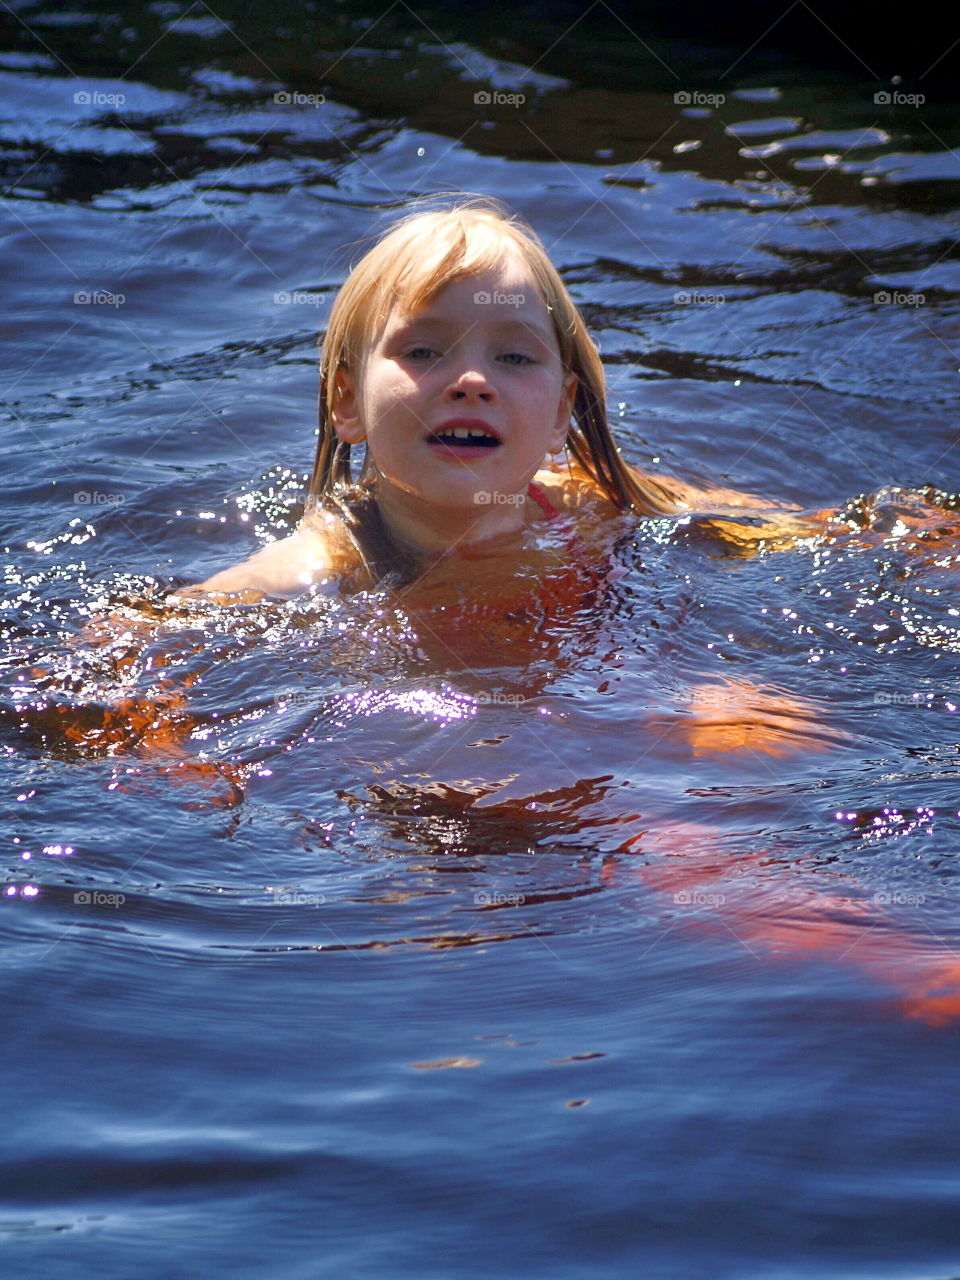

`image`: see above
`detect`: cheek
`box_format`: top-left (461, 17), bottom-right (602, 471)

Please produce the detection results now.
top-left (365, 365), bottom-right (423, 414)
top-left (528, 370), bottom-right (566, 410)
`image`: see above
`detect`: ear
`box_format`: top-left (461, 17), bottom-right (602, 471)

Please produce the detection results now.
top-left (548, 372), bottom-right (577, 453)
top-left (330, 366), bottom-right (365, 444)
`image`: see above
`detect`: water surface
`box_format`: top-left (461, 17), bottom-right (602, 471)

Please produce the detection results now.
top-left (3, 4), bottom-right (960, 1278)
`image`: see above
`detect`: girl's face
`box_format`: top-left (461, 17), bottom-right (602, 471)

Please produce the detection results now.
top-left (332, 254), bottom-right (576, 548)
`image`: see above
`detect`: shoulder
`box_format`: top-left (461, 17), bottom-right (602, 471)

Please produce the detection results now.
top-left (175, 507), bottom-right (360, 602)
top-left (532, 458), bottom-right (695, 517)
top-left (531, 460), bottom-right (619, 518)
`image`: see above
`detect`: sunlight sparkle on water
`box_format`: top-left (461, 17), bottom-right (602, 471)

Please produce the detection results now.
top-left (339, 686), bottom-right (477, 723)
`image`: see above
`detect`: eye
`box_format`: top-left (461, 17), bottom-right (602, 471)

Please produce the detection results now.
top-left (498, 352), bottom-right (535, 365)
top-left (402, 345), bottom-right (439, 360)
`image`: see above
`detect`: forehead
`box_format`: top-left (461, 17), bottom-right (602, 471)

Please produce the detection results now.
top-left (386, 258), bottom-right (553, 335)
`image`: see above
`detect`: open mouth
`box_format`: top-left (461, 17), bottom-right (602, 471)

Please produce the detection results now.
top-left (427, 430), bottom-right (500, 448)
top-left (426, 423), bottom-right (502, 449)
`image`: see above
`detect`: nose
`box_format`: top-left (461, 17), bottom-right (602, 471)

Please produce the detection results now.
top-left (444, 365), bottom-right (497, 404)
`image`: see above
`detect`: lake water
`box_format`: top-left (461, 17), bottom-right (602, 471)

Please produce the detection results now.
top-left (3, 4), bottom-right (960, 1277)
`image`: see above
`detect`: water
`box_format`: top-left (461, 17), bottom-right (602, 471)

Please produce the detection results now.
top-left (3, 4), bottom-right (960, 1277)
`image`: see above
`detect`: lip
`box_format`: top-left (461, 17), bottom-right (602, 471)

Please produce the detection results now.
top-left (426, 417), bottom-right (503, 444)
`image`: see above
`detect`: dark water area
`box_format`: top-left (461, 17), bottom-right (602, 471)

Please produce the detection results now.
top-left (3, 2), bottom-right (960, 1277)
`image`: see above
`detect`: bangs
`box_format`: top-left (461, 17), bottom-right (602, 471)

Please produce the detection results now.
top-left (389, 221), bottom-right (521, 317)
top-left (326, 202), bottom-right (581, 376)
top-left (354, 215), bottom-right (545, 355)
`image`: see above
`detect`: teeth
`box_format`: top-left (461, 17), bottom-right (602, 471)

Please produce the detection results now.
top-left (446, 427), bottom-right (494, 440)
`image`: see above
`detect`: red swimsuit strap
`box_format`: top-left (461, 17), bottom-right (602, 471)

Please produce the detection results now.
top-left (526, 480), bottom-right (561, 519)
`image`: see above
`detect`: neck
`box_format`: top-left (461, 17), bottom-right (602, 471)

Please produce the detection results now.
top-left (374, 482), bottom-right (529, 557)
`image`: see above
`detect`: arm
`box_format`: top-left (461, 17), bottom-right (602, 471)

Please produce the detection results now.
top-left (629, 465), bottom-right (842, 551)
top-left (648, 471), bottom-right (798, 513)
top-left (543, 457), bottom-right (837, 547)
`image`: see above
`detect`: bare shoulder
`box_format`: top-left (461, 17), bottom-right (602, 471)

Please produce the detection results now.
top-left (532, 460), bottom-right (619, 517)
top-left (174, 508), bottom-right (357, 603)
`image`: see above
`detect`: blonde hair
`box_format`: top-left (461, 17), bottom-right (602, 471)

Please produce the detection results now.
top-left (305, 195), bottom-right (677, 516)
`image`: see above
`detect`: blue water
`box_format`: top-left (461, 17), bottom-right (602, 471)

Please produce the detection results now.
top-left (3, 4), bottom-right (960, 1278)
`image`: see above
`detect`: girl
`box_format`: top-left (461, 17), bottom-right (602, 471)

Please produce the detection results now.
top-left (70, 198), bottom-right (960, 1024)
top-left (77, 196), bottom-right (832, 764)
top-left (178, 196), bottom-right (821, 604)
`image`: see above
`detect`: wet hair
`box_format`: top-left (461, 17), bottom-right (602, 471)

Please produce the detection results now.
top-left (305, 195), bottom-right (678, 583)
